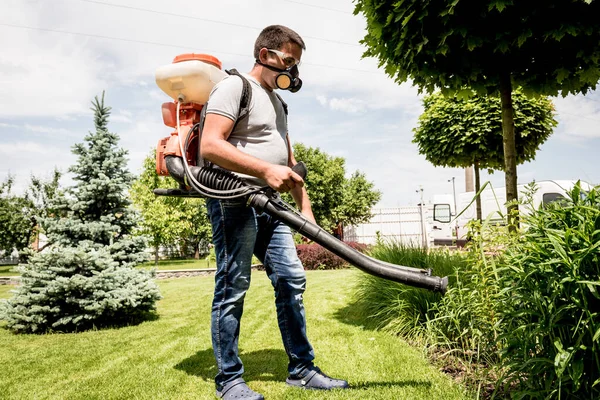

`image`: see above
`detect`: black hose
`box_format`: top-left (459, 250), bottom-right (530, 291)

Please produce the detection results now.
top-left (159, 153), bottom-right (449, 293)
top-left (165, 156), bottom-right (186, 186)
top-left (249, 193), bottom-right (448, 294)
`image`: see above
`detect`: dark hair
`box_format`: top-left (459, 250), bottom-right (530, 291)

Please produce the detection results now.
top-left (253, 25), bottom-right (306, 59)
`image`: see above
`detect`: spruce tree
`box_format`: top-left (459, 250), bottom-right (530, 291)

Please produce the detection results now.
top-left (0, 93), bottom-right (161, 333)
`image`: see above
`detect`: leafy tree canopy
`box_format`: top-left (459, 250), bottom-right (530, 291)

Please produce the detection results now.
top-left (355, 0), bottom-right (600, 228)
top-left (286, 143), bottom-right (381, 230)
top-left (0, 170), bottom-right (62, 257)
top-left (413, 89), bottom-right (557, 170)
top-left (0, 175), bottom-right (34, 255)
top-left (355, 0), bottom-right (600, 97)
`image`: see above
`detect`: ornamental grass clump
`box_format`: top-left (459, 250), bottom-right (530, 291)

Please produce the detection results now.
top-left (497, 183), bottom-right (600, 399)
top-left (352, 242), bottom-right (464, 340)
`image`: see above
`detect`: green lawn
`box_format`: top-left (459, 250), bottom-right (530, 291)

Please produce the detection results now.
top-left (0, 265), bottom-right (19, 277)
top-left (139, 258), bottom-right (216, 271)
top-left (0, 270), bottom-right (468, 400)
top-left (1, 259), bottom-right (216, 276)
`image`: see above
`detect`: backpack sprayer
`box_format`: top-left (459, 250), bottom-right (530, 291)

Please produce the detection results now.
top-left (152, 54), bottom-right (448, 294)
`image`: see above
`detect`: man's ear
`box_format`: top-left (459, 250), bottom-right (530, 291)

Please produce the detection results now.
top-left (258, 47), bottom-right (269, 63)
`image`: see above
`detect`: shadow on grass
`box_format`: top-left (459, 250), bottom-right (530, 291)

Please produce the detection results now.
top-left (333, 302), bottom-right (380, 331)
top-left (176, 348), bottom-right (432, 391)
top-left (351, 380), bottom-right (432, 390)
top-left (0, 311), bottom-right (160, 335)
top-left (175, 348), bottom-right (289, 382)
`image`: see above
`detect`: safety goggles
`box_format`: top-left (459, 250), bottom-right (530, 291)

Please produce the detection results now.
top-left (267, 48), bottom-right (301, 68)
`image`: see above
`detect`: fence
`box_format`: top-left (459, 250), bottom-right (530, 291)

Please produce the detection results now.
top-left (0, 256), bottom-right (19, 266)
top-left (344, 206), bottom-right (432, 246)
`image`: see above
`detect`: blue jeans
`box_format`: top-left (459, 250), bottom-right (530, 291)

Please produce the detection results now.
top-left (206, 197), bottom-right (315, 391)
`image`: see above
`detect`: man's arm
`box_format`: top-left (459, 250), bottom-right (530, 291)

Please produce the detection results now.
top-left (287, 135), bottom-right (316, 223)
top-left (200, 113), bottom-right (304, 193)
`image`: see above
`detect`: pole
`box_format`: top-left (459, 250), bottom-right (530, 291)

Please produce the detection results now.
top-left (417, 186), bottom-right (428, 249)
top-left (448, 177), bottom-right (457, 215)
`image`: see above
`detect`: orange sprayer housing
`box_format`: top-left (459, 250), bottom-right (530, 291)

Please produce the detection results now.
top-left (155, 53), bottom-right (224, 177)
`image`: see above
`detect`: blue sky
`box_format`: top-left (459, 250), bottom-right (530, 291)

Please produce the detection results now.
top-left (1, 0), bottom-right (599, 207)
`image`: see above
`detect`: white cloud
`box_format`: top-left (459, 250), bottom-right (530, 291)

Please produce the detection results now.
top-left (23, 124), bottom-right (74, 136)
top-left (317, 96), bottom-right (367, 114)
top-left (553, 93), bottom-right (600, 140)
top-left (0, 141), bottom-right (49, 155)
top-left (111, 110), bottom-right (134, 123)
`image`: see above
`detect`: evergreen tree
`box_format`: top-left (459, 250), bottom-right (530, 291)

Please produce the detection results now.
top-left (0, 93), bottom-right (161, 333)
top-left (44, 95), bottom-right (146, 266)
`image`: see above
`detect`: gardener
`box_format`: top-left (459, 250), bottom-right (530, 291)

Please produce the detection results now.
top-left (200, 25), bottom-right (350, 400)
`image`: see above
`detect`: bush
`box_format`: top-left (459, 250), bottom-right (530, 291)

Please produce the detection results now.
top-left (297, 241), bottom-right (368, 270)
top-left (0, 246), bottom-right (162, 333)
top-left (350, 242), bottom-right (465, 339)
top-left (497, 184), bottom-right (600, 399)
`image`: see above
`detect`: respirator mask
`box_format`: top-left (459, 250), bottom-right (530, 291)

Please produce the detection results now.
top-left (256, 60), bottom-right (303, 93)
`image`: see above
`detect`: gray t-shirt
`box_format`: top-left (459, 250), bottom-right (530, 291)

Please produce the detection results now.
top-left (205, 73), bottom-right (289, 186)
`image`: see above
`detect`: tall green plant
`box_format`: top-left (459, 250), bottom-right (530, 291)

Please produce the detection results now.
top-left (497, 183), bottom-right (600, 399)
top-left (425, 212), bottom-right (518, 395)
top-left (353, 243), bottom-right (464, 340)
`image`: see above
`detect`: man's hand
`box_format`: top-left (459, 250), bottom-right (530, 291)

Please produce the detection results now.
top-left (263, 165), bottom-right (304, 192)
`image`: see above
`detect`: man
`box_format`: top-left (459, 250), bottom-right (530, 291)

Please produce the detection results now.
top-left (200, 25), bottom-right (350, 400)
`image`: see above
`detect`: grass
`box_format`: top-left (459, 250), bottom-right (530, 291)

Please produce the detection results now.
top-left (139, 258), bottom-right (216, 271)
top-left (0, 265), bottom-right (19, 277)
top-left (0, 270), bottom-right (468, 400)
top-left (1, 259), bottom-right (217, 277)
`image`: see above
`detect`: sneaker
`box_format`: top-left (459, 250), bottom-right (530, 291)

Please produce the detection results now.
top-left (216, 378), bottom-right (264, 400)
top-left (286, 367), bottom-right (349, 390)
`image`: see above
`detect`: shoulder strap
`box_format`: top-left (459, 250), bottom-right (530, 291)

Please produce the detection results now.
top-left (197, 69), bottom-right (253, 168)
top-left (274, 92), bottom-right (288, 116)
top-left (225, 68), bottom-right (253, 123)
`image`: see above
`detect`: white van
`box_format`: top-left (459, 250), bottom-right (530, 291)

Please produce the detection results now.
top-left (429, 194), bottom-right (456, 246)
top-left (432, 180), bottom-right (594, 246)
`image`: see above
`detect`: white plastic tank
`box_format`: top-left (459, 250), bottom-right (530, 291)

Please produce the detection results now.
top-left (155, 53), bottom-right (227, 103)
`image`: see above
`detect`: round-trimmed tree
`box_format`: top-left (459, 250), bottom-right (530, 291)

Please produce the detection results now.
top-left (413, 89), bottom-right (557, 219)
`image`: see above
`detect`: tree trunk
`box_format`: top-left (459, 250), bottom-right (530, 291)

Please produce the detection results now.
top-left (194, 242), bottom-right (200, 260)
top-left (474, 162), bottom-right (482, 221)
top-left (465, 166), bottom-right (474, 192)
top-left (499, 72), bottom-right (519, 232)
top-left (154, 246), bottom-right (159, 266)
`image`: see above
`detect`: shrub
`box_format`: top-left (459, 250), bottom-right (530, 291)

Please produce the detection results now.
top-left (0, 246), bottom-right (161, 333)
top-left (351, 242), bottom-right (465, 339)
top-left (297, 241), bottom-right (368, 270)
top-left (497, 184), bottom-right (600, 399)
